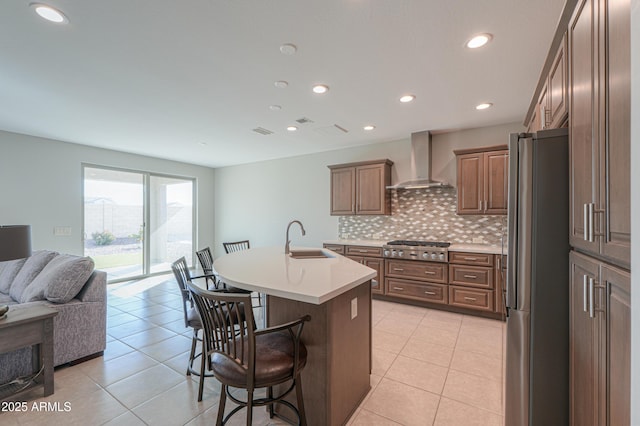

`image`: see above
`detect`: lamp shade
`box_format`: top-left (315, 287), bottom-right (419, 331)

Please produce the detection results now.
top-left (0, 225), bottom-right (32, 261)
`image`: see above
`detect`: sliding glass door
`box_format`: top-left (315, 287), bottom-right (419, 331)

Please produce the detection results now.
top-left (149, 176), bottom-right (193, 274)
top-left (83, 165), bottom-right (195, 282)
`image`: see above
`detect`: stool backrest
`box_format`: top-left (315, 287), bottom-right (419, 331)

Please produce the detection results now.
top-left (223, 240), bottom-right (250, 254)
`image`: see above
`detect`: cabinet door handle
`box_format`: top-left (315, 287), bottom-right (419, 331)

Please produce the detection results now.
top-left (588, 203), bottom-right (595, 242)
top-left (464, 257), bottom-right (478, 261)
top-left (463, 274), bottom-right (478, 279)
top-left (583, 275), bottom-right (589, 313)
top-left (393, 287), bottom-right (404, 291)
top-left (589, 276), bottom-right (595, 318)
top-left (393, 268), bottom-right (404, 272)
top-left (583, 203), bottom-right (589, 241)
top-left (464, 297), bottom-right (477, 302)
top-left (424, 291), bottom-right (436, 295)
top-left (359, 249), bottom-right (369, 253)
top-left (425, 271), bottom-right (436, 275)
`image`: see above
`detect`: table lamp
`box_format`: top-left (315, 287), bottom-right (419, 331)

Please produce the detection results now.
top-left (0, 225), bottom-right (32, 261)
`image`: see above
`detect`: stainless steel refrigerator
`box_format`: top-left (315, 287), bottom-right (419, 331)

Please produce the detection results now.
top-left (505, 128), bottom-right (569, 425)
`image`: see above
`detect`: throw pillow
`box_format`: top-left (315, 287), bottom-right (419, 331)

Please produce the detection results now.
top-left (36, 255), bottom-right (95, 304)
top-left (9, 250), bottom-right (58, 302)
top-left (0, 258), bottom-right (27, 295)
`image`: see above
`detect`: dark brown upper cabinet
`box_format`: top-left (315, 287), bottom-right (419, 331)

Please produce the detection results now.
top-left (328, 159), bottom-right (393, 216)
top-left (568, 0), bottom-right (630, 269)
top-left (454, 146), bottom-right (508, 215)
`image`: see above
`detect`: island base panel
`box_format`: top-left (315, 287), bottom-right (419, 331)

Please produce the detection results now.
top-left (268, 281), bottom-right (371, 426)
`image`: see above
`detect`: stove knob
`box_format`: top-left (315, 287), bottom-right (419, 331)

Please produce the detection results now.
top-left (439, 253), bottom-right (445, 261)
top-left (431, 253), bottom-right (438, 260)
top-left (391, 250), bottom-right (396, 257)
top-left (422, 252), bottom-right (429, 259)
top-left (398, 250), bottom-right (404, 257)
top-left (383, 250), bottom-right (390, 256)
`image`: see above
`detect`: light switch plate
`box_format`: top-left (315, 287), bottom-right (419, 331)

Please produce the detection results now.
top-left (351, 297), bottom-right (358, 319)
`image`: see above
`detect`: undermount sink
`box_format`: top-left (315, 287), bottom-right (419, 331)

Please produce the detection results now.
top-left (289, 249), bottom-right (332, 259)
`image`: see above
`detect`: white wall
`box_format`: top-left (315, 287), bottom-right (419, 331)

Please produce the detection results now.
top-left (0, 130), bottom-right (215, 258)
top-left (431, 122), bottom-right (523, 187)
top-left (630, 0), bottom-right (639, 422)
top-left (213, 122), bottom-right (523, 258)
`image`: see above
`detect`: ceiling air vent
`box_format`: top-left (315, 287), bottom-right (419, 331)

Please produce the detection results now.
top-left (315, 124), bottom-right (349, 136)
top-left (295, 117), bottom-right (314, 124)
top-left (252, 127), bottom-right (274, 135)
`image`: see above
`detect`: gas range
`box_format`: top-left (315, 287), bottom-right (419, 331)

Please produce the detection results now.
top-left (382, 240), bottom-right (450, 262)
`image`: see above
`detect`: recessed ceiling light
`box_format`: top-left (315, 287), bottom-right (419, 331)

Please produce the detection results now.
top-left (199, 142), bottom-right (208, 146)
top-left (312, 84), bottom-right (329, 94)
top-left (279, 43), bottom-right (297, 55)
top-left (466, 33), bottom-right (493, 49)
top-left (399, 94), bottom-right (415, 103)
top-left (269, 105), bottom-right (282, 111)
top-left (363, 125), bottom-right (376, 131)
top-left (274, 80), bottom-right (289, 89)
top-left (287, 126), bottom-right (298, 132)
top-left (476, 102), bottom-right (493, 110)
top-left (31, 3), bottom-right (68, 24)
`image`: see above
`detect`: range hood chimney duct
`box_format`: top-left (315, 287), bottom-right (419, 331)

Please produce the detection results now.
top-left (387, 131), bottom-right (450, 189)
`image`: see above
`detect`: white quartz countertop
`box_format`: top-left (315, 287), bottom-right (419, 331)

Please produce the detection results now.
top-left (213, 246), bottom-right (376, 305)
top-left (323, 239), bottom-right (386, 247)
top-left (448, 244), bottom-right (507, 255)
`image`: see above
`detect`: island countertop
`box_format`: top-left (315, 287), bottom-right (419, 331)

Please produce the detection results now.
top-left (213, 246), bottom-right (376, 305)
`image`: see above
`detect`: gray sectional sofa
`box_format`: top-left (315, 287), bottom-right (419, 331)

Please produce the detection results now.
top-left (0, 250), bottom-right (107, 384)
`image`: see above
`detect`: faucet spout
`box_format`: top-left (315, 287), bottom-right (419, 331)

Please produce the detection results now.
top-left (285, 220), bottom-right (306, 254)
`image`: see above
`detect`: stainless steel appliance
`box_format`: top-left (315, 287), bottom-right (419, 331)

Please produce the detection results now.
top-left (505, 128), bottom-right (569, 425)
top-left (382, 240), bottom-right (450, 262)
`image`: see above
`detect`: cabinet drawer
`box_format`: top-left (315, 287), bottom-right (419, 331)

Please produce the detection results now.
top-left (449, 252), bottom-right (494, 267)
top-left (385, 260), bottom-right (448, 284)
top-left (386, 278), bottom-right (448, 304)
top-left (345, 245), bottom-right (383, 257)
top-left (449, 286), bottom-right (494, 312)
top-left (448, 264), bottom-right (494, 289)
top-left (323, 244), bottom-right (345, 254)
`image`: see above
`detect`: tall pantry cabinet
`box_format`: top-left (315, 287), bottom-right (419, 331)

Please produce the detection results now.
top-left (567, 0), bottom-right (630, 424)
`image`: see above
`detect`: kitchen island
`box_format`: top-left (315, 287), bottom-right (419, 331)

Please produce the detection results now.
top-left (214, 246), bottom-right (376, 426)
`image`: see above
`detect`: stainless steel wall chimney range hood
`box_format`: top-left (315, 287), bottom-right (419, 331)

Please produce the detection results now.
top-left (386, 130), bottom-right (451, 189)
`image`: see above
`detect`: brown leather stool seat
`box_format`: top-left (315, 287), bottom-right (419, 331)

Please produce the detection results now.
top-left (213, 332), bottom-right (308, 388)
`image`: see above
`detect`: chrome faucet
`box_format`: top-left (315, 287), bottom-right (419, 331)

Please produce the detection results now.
top-left (285, 220), bottom-right (306, 254)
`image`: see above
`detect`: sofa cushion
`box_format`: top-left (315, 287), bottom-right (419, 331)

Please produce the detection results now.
top-left (25, 255), bottom-right (95, 304)
top-left (0, 258), bottom-right (27, 295)
top-left (0, 292), bottom-right (14, 304)
top-left (9, 250), bottom-right (58, 302)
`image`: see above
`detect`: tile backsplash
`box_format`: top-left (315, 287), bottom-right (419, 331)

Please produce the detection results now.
top-left (338, 187), bottom-right (507, 244)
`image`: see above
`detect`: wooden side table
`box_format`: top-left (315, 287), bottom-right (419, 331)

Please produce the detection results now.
top-left (0, 306), bottom-right (58, 401)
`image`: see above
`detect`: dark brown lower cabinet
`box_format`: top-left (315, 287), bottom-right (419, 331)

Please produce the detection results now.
top-left (569, 251), bottom-right (630, 426)
top-left (347, 256), bottom-right (383, 295)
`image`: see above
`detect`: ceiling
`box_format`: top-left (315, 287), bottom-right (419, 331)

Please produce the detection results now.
top-left (0, 0), bottom-right (564, 168)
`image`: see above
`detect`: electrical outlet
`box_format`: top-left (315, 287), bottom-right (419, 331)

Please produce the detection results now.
top-left (351, 297), bottom-right (358, 319)
top-left (54, 226), bottom-right (72, 236)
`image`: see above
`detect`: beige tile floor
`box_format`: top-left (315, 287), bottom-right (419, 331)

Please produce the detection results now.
top-left (1, 275), bottom-right (506, 425)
